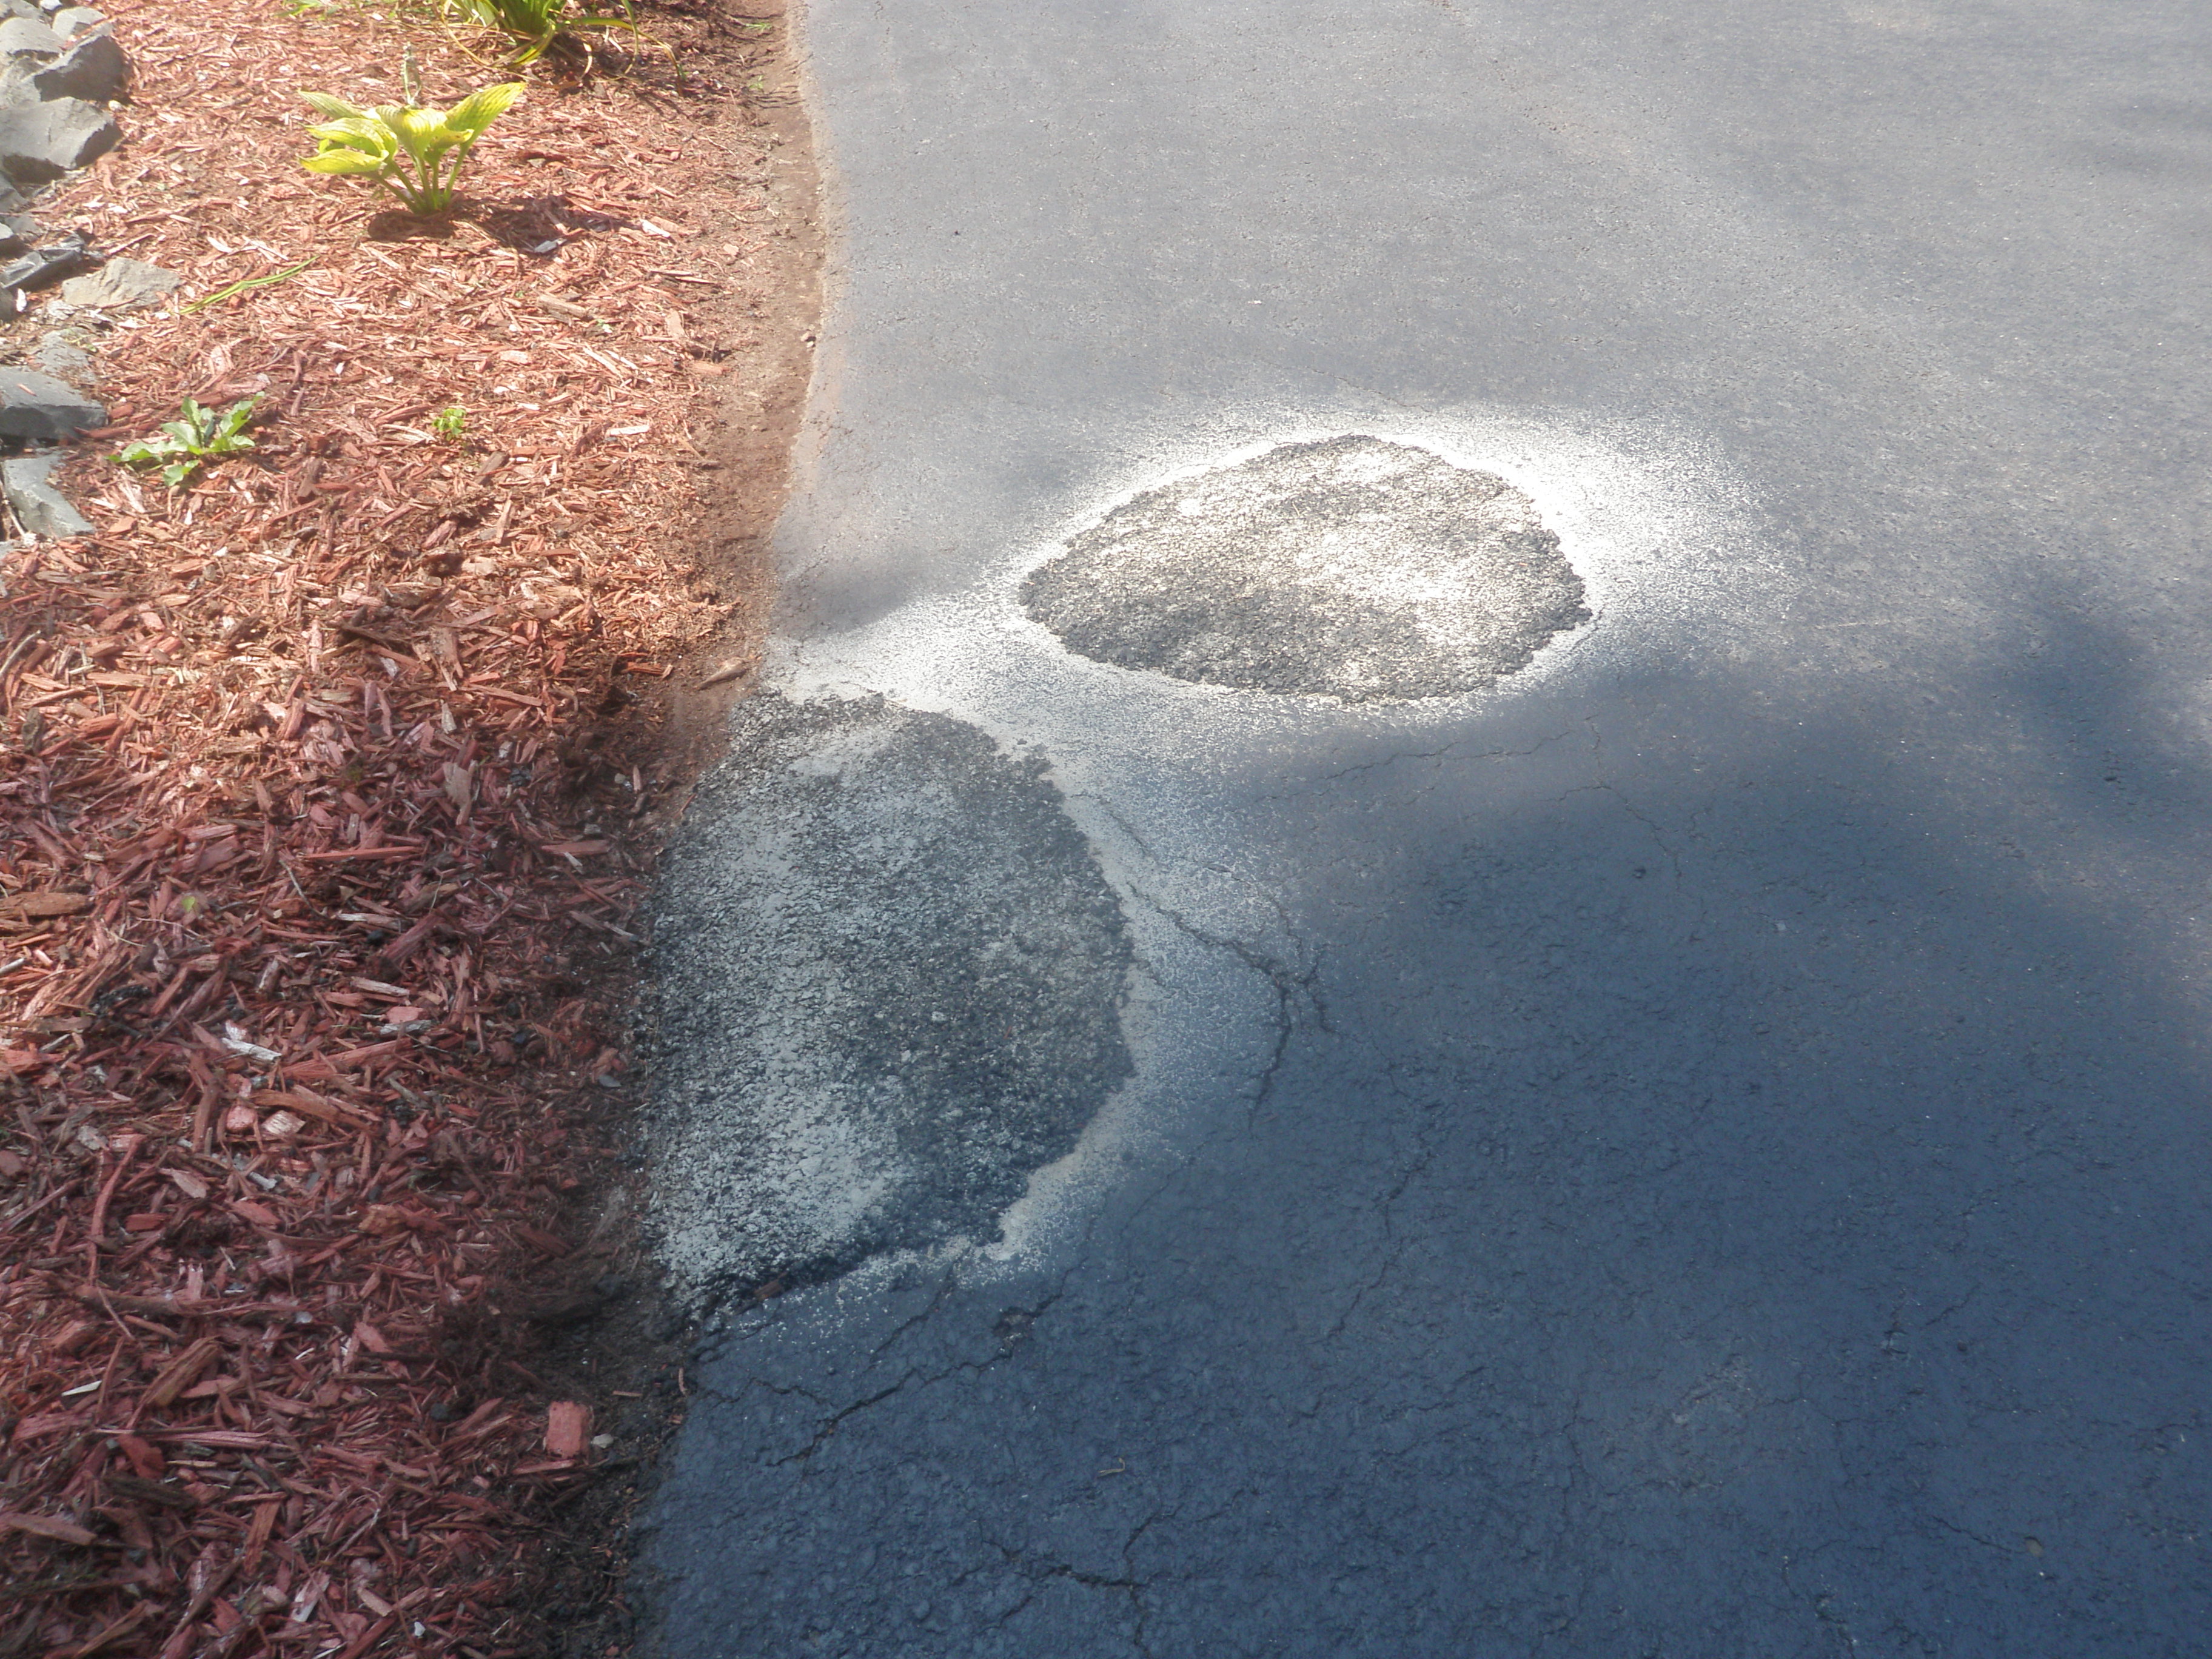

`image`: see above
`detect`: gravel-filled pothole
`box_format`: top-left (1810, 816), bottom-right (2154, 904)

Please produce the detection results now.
top-left (646, 692), bottom-right (1134, 1304)
top-left (1022, 434), bottom-right (1592, 702)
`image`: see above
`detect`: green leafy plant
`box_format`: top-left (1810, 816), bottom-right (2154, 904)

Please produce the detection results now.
top-left (116, 396), bottom-right (260, 488)
top-left (431, 404), bottom-right (468, 441)
top-left (298, 80), bottom-right (524, 215)
top-left (444, 0), bottom-right (637, 65)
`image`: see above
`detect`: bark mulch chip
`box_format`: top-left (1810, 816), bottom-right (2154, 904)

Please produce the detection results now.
top-left (0, 0), bottom-right (818, 1653)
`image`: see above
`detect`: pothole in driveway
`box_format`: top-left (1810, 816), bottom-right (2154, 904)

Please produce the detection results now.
top-left (645, 692), bottom-right (1134, 1304)
top-left (1021, 434), bottom-right (1591, 702)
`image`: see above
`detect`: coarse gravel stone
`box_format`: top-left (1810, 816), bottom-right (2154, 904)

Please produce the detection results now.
top-left (0, 96), bottom-right (117, 183)
top-left (0, 16), bottom-right (60, 58)
top-left (58, 255), bottom-right (175, 311)
top-left (1022, 434), bottom-right (1590, 702)
top-left (29, 329), bottom-right (88, 378)
top-left (646, 691), bottom-right (1134, 1302)
top-left (0, 230), bottom-right (92, 294)
top-left (25, 28), bottom-right (124, 103)
top-left (0, 362), bottom-right (96, 438)
top-left (2, 451), bottom-right (87, 536)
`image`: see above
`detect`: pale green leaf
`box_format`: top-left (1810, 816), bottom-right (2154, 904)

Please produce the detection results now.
top-left (446, 81), bottom-right (525, 139)
top-left (303, 150), bottom-right (389, 178)
top-left (308, 116), bottom-right (394, 154)
top-left (299, 90), bottom-right (367, 120)
top-left (214, 397), bottom-right (259, 443)
top-left (375, 104), bottom-right (456, 170)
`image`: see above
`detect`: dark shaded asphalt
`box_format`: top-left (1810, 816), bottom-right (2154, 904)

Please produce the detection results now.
top-left (635, 1), bottom-right (2212, 1653)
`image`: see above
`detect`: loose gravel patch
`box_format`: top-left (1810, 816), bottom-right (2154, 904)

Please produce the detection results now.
top-left (1023, 434), bottom-right (1591, 702)
top-left (648, 692), bottom-right (1133, 1303)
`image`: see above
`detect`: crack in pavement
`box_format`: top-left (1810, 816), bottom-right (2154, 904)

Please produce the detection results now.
top-left (1116, 877), bottom-right (1329, 1130)
top-left (763, 1276), bottom-right (1078, 1468)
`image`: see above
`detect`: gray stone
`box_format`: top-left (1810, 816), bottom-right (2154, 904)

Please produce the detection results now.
top-left (58, 256), bottom-right (173, 312)
top-left (0, 98), bottom-right (117, 183)
top-left (0, 230), bottom-right (90, 293)
top-left (2, 451), bottom-right (87, 538)
top-left (28, 28), bottom-right (122, 102)
top-left (0, 364), bottom-right (98, 440)
top-left (0, 17), bottom-right (62, 58)
top-left (49, 8), bottom-right (103, 40)
top-left (30, 329), bottom-right (87, 377)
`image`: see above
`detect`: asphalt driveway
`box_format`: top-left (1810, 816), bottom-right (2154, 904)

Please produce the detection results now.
top-left (636, 1), bottom-right (2212, 1652)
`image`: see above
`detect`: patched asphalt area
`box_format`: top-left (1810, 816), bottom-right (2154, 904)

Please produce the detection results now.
top-left (1022, 435), bottom-right (1589, 702)
top-left (643, 691), bottom-right (1134, 1303)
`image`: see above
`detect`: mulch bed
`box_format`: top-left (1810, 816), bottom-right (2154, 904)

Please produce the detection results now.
top-left (0, 0), bottom-right (808, 1654)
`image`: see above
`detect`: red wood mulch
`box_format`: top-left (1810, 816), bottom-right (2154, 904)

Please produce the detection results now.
top-left (0, 0), bottom-right (799, 1653)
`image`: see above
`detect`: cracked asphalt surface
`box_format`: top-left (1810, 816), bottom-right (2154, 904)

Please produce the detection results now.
top-left (635, 0), bottom-right (2212, 1652)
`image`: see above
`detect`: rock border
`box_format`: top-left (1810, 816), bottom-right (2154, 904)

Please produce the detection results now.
top-left (0, 0), bottom-right (156, 546)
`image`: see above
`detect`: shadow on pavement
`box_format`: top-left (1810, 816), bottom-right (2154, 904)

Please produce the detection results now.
top-left (638, 606), bottom-right (2212, 1657)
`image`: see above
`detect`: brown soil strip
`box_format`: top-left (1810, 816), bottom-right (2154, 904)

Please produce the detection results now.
top-left (0, 0), bottom-right (819, 1654)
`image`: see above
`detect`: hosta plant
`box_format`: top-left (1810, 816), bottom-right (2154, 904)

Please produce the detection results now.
top-left (117, 395), bottom-right (260, 488)
top-left (298, 81), bottom-right (525, 215)
top-left (446, 0), bottom-right (637, 66)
